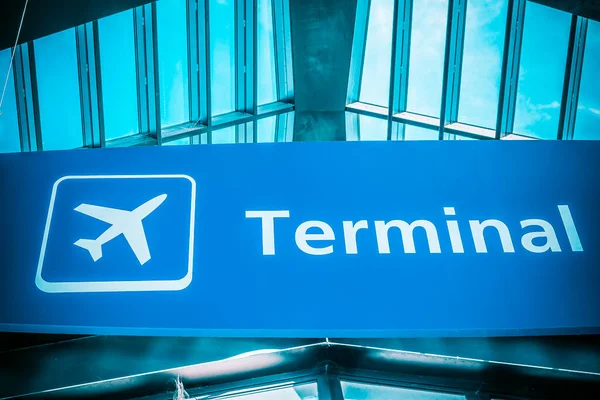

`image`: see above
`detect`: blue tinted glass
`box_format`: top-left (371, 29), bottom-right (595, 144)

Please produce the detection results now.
top-left (210, 0), bottom-right (236, 115)
top-left (258, 116), bottom-right (276, 142)
top-left (34, 28), bottom-right (83, 150)
top-left (404, 125), bottom-right (439, 140)
top-left (258, 0), bottom-right (278, 105)
top-left (342, 381), bottom-right (465, 400)
top-left (359, 0), bottom-right (394, 106)
top-left (359, 116), bottom-right (387, 140)
top-left (157, 0), bottom-right (190, 127)
top-left (574, 20), bottom-right (600, 140)
top-left (0, 49), bottom-right (21, 153)
top-left (212, 126), bottom-right (236, 143)
top-left (98, 10), bottom-right (139, 140)
top-left (164, 137), bottom-right (191, 145)
top-left (513, 2), bottom-right (570, 139)
top-left (407, 0), bottom-right (449, 117)
top-left (458, 0), bottom-right (508, 128)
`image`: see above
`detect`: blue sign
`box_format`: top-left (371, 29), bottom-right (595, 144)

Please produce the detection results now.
top-left (0, 140), bottom-right (599, 337)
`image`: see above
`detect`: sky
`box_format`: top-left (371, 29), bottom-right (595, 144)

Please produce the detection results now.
top-left (354, 0), bottom-right (599, 141)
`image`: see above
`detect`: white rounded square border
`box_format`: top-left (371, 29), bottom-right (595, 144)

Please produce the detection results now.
top-left (35, 174), bottom-right (196, 293)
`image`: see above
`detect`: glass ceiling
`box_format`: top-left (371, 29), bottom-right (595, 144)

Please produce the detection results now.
top-left (347, 0), bottom-right (600, 141)
top-left (0, 0), bottom-right (294, 153)
top-left (1, 0), bottom-right (599, 153)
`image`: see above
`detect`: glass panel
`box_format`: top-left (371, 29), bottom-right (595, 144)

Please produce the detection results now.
top-left (458, 0), bottom-right (508, 128)
top-left (359, 115), bottom-right (387, 141)
top-left (164, 137), bottom-right (191, 145)
top-left (341, 381), bottom-right (465, 400)
top-left (212, 126), bottom-right (236, 143)
top-left (574, 20), bottom-right (600, 140)
top-left (513, 1), bottom-right (570, 139)
top-left (345, 112), bottom-right (360, 140)
top-left (218, 383), bottom-right (317, 400)
top-left (98, 10), bottom-right (139, 141)
top-left (258, 116), bottom-right (277, 142)
top-left (446, 133), bottom-right (478, 140)
top-left (157, 0), bottom-right (190, 127)
top-left (407, 0), bottom-right (449, 117)
top-left (0, 49), bottom-right (21, 153)
top-left (210, 0), bottom-right (236, 115)
top-left (403, 124), bottom-right (439, 140)
top-left (34, 28), bottom-right (83, 150)
top-left (359, 0), bottom-right (394, 107)
top-left (258, 0), bottom-right (278, 105)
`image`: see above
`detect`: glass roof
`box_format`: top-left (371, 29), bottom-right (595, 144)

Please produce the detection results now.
top-left (347, 0), bottom-right (600, 141)
top-left (0, 0), bottom-right (294, 153)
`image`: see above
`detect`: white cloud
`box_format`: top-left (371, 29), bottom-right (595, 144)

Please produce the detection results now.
top-left (589, 108), bottom-right (600, 116)
top-left (536, 101), bottom-right (561, 110)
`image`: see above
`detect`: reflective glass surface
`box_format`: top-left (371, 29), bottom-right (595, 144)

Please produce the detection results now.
top-left (258, 0), bottom-right (278, 105)
top-left (403, 124), bottom-right (439, 140)
top-left (34, 28), bottom-right (83, 150)
top-left (574, 20), bottom-right (600, 140)
top-left (0, 49), bottom-right (21, 153)
top-left (98, 10), bottom-right (139, 140)
top-left (359, 115), bottom-right (388, 141)
top-left (458, 0), bottom-right (508, 128)
top-left (164, 137), bottom-right (191, 145)
top-left (258, 116), bottom-right (277, 142)
top-left (157, 0), bottom-right (190, 127)
top-left (513, 1), bottom-right (570, 139)
top-left (210, 0), bottom-right (236, 115)
top-left (407, 0), bottom-right (449, 117)
top-left (212, 126), bottom-right (236, 144)
top-left (359, 0), bottom-right (394, 107)
top-left (341, 381), bottom-right (465, 400)
top-left (218, 383), bottom-right (317, 400)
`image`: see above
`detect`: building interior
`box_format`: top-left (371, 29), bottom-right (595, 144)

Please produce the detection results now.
top-left (0, 0), bottom-right (599, 399)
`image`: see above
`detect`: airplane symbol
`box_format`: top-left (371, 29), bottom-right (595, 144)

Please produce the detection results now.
top-left (73, 194), bottom-right (167, 265)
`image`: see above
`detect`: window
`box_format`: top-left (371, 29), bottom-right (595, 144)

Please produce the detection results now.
top-left (0, 49), bottom-right (21, 153)
top-left (98, 9), bottom-right (139, 141)
top-left (34, 28), bottom-right (83, 150)
top-left (359, 115), bottom-right (388, 141)
top-left (212, 126), bottom-right (236, 144)
top-left (458, 0), bottom-right (508, 129)
top-left (164, 137), bottom-right (191, 145)
top-left (258, 116), bottom-right (277, 142)
top-left (341, 381), bottom-right (465, 400)
top-left (359, 0), bottom-right (394, 107)
top-left (214, 382), bottom-right (317, 400)
top-left (574, 20), bottom-right (600, 140)
top-left (403, 125), bottom-right (439, 140)
top-left (157, 0), bottom-right (190, 128)
top-left (513, 1), bottom-right (570, 139)
top-left (210, 0), bottom-right (236, 116)
top-left (407, 0), bottom-right (449, 117)
top-left (258, 0), bottom-right (278, 105)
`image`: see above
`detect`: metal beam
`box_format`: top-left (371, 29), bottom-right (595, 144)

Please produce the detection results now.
top-left (558, 15), bottom-right (587, 140)
top-left (496, 0), bottom-right (526, 139)
top-left (12, 44), bottom-right (38, 152)
top-left (76, 24), bottom-right (101, 148)
top-left (347, 0), bottom-right (371, 104)
top-left (439, 0), bottom-right (467, 140)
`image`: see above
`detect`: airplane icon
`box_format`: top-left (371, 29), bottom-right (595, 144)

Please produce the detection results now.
top-left (73, 194), bottom-right (167, 265)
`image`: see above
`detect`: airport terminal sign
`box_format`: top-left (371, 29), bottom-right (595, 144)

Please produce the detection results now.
top-left (0, 140), bottom-right (599, 337)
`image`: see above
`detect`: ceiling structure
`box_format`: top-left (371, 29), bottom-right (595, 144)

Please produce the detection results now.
top-left (0, 0), bottom-right (600, 398)
top-left (1, 335), bottom-right (600, 399)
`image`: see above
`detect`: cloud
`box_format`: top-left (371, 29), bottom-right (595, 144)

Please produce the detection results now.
top-left (536, 101), bottom-right (561, 110)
